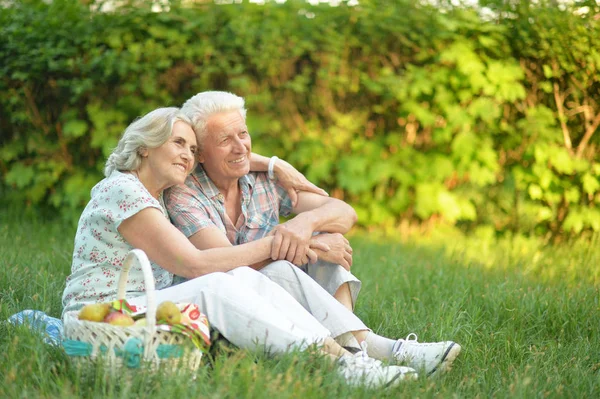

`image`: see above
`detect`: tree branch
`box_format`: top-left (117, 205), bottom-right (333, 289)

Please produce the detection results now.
top-left (55, 121), bottom-right (73, 170)
top-left (553, 82), bottom-right (573, 154)
top-left (566, 105), bottom-right (593, 118)
top-left (23, 86), bottom-right (50, 135)
top-left (576, 111), bottom-right (600, 158)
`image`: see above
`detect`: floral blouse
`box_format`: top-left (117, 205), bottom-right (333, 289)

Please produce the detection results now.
top-left (62, 170), bottom-right (173, 317)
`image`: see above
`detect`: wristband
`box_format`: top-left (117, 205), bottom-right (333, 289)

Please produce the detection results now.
top-left (268, 156), bottom-right (279, 180)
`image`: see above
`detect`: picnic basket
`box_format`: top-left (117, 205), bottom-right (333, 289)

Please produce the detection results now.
top-left (62, 249), bottom-right (207, 371)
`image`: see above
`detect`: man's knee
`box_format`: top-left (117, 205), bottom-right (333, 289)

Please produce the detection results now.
top-left (229, 265), bottom-right (279, 284)
top-left (260, 260), bottom-right (298, 279)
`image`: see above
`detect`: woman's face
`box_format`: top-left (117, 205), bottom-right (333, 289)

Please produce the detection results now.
top-left (198, 110), bottom-right (251, 185)
top-left (144, 121), bottom-right (198, 190)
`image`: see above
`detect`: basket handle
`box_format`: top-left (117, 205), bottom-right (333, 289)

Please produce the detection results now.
top-left (117, 249), bottom-right (157, 330)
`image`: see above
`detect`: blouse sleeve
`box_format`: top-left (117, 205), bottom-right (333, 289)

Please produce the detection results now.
top-left (97, 173), bottom-right (165, 229)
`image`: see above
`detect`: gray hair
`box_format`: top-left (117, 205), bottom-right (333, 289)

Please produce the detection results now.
top-left (104, 107), bottom-right (192, 177)
top-left (181, 91), bottom-right (247, 150)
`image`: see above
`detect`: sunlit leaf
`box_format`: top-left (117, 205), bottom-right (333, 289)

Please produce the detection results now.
top-left (528, 184), bottom-right (543, 200)
top-left (63, 119), bottom-right (88, 138)
top-left (582, 173), bottom-right (599, 195)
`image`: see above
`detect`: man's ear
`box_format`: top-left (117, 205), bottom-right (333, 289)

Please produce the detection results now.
top-left (196, 152), bottom-right (205, 163)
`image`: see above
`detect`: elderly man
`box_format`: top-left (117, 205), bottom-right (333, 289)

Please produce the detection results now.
top-left (164, 91), bottom-right (461, 375)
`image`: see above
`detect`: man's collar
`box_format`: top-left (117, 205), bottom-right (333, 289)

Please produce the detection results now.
top-left (242, 173), bottom-right (255, 189)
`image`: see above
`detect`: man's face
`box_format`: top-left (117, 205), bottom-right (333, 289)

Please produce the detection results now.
top-left (198, 110), bottom-right (251, 184)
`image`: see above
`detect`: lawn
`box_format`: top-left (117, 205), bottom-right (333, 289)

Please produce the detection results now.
top-left (0, 209), bottom-right (598, 398)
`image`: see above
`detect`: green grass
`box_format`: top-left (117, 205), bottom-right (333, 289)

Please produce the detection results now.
top-left (1, 209), bottom-right (598, 398)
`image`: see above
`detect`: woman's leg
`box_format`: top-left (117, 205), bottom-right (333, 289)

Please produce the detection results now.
top-left (128, 268), bottom-right (330, 354)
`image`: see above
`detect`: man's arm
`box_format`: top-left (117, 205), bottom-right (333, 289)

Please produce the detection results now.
top-left (271, 191), bottom-right (358, 264)
top-left (291, 191), bottom-right (357, 234)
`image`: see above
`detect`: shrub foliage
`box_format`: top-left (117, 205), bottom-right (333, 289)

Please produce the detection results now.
top-left (1, 0), bottom-right (599, 237)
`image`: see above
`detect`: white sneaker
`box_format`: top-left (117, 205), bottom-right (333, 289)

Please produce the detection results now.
top-left (392, 333), bottom-right (461, 376)
top-left (337, 343), bottom-right (418, 388)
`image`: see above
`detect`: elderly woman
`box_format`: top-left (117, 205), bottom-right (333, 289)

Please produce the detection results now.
top-left (61, 107), bottom-right (417, 388)
top-left (164, 92), bottom-right (462, 377)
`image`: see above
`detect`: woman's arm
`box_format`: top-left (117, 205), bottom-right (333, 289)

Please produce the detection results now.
top-left (250, 152), bottom-right (328, 206)
top-left (249, 152), bottom-right (273, 172)
top-left (118, 208), bottom-right (275, 278)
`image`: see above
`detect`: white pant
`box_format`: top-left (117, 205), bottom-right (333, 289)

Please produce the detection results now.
top-left (128, 266), bottom-right (330, 354)
top-left (260, 261), bottom-right (368, 338)
top-left (296, 259), bottom-right (362, 310)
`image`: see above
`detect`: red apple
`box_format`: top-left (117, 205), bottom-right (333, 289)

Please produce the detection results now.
top-left (104, 311), bottom-right (135, 327)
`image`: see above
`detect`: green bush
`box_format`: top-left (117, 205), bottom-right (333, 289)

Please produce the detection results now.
top-left (1, 0), bottom-right (599, 237)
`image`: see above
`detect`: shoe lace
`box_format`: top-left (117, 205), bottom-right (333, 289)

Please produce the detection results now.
top-left (405, 333), bottom-right (418, 342)
top-left (358, 341), bottom-right (370, 360)
top-left (341, 341), bottom-right (382, 372)
top-left (393, 333), bottom-right (419, 361)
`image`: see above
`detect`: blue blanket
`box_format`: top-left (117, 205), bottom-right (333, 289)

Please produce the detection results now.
top-left (7, 310), bottom-right (63, 346)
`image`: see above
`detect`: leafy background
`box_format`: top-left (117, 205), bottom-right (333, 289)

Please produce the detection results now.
top-left (1, 0), bottom-right (599, 239)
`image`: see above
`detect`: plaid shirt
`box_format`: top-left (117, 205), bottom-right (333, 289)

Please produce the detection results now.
top-left (164, 165), bottom-right (293, 245)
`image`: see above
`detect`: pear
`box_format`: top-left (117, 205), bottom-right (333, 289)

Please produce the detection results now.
top-left (78, 303), bottom-right (111, 322)
top-left (156, 301), bottom-right (181, 325)
top-left (104, 311), bottom-right (135, 327)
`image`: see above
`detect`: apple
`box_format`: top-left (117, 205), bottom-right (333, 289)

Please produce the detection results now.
top-left (104, 311), bottom-right (135, 327)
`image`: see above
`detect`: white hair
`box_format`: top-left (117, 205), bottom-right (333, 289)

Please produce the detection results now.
top-left (181, 91), bottom-right (247, 149)
top-left (104, 107), bottom-right (192, 177)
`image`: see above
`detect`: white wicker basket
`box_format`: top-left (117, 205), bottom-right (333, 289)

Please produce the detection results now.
top-left (63, 249), bottom-right (205, 371)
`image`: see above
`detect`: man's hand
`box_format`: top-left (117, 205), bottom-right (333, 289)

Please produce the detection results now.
top-left (273, 158), bottom-right (328, 207)
top-left (309, 233), bottom-right (353, 271)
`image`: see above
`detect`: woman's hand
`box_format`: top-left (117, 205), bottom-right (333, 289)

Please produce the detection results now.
top-left (273, 158), bottom-right (328, 207)
top-left (267, 226), bottom-right (330, 266)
